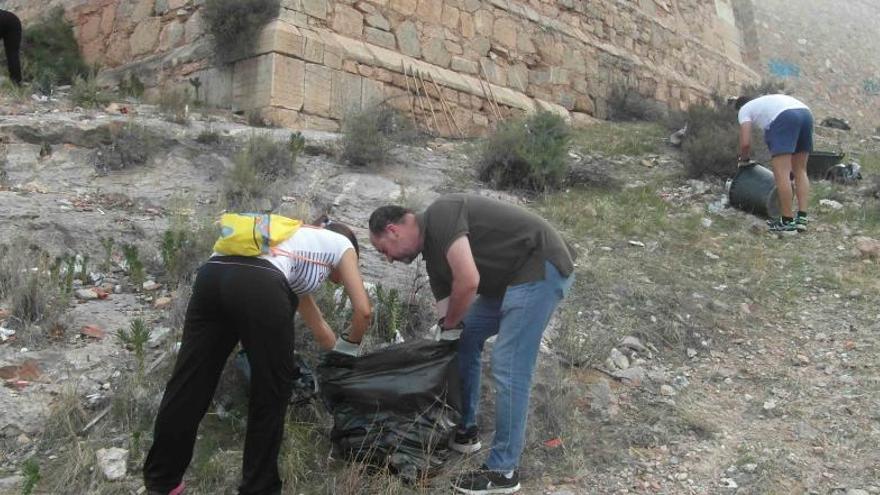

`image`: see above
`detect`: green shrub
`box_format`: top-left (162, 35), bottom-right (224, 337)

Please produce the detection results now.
top-left (122, 244), bottom-right (145, 286)
top-left (224, 133), bottom-right (301, 210)
top-left (196, 129), bottom-right (222, 145)
top-left (608, 84), bottom-right (667, 122)
top-left (94, 124), bottom-right (160, 174)
top-left (70, 71), bottom-right (111, 108)
top-left (160, 215), bottom-right (216, 285)
top-left (341, 105), bottom-right (392, 167)
top-left (21, 7), bottom-right (89, 85)
top-left (678, 102), bottom-right (739, 178)
top-left (203, 0), bottom-right (280, 59)
top-left (158, 88), bottom-right (191, 125)
top-left (118, 72), bottom-right (145, 99)
top-left (477, 111), bottom-right (572, 192)
top-left (117, 318), bottom-right (151, 372)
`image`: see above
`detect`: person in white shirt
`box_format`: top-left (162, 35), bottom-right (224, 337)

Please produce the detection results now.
top-left (144, 216), bottom-right (371, 495)
top-left (735, 94), bottom-right (814, 233)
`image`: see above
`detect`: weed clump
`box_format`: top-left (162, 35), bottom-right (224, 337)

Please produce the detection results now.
top-left (203, 0), bottom-right (281, 60)
top-left (608, 84), bottom-right (667, 122)
top-left (223, 132), bottom-right (302, 211)
top-left (680, 102), bottom-right (740, 178)
top-left (94, 123), bottom-right (161, 174)
top-left (70, 71), bottom-right (111, 108)
top-left (158, 88), bottom-right (191, 125)
top-left (477, 111), bottom-right (571, 192)
top-left (20, 7), bottom-right (89, 86)
top-left (160, 214), bottom-right (215, 285)
top-left (341, 106), bottom-right (392, 168)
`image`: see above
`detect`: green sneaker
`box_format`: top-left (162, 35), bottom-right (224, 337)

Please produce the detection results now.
top-left (767, 218), bottom-right (797, 235)
top-left (795, 213), bottom-right (808, 232)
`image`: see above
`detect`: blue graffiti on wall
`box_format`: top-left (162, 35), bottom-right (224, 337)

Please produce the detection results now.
top-left (864, 79), bottom-right (880, 96)
top-left (768, 59), bottom-right (800, 78)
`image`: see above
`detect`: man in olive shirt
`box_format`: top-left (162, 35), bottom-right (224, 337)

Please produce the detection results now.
top-left (369, 194), bottom-right (575, 494)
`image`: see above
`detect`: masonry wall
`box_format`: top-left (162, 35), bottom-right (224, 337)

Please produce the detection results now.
top-left (0, 0), bottom-right (760, 135)
top-left (751, 0), bottom-right (880, 133)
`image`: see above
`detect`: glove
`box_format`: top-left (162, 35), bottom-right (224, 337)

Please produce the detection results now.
top-left (332, 336), bottom-right (361, 356)
top-left (431, 318), bottom-right (463, 341)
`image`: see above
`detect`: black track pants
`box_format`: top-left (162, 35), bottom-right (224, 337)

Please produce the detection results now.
top-left (0, 10), bottom-right (22, 85)
top-left (143, 257), bottom-right (298, 495)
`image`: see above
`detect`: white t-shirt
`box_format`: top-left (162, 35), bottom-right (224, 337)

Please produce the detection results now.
top-left (261, 227), bottom-right (354, 295)
top-left (737, 94), bottom-right (809, 130)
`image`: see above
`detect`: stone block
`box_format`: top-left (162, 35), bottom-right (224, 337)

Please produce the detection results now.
top-left (366, 13), bottom-right (390, 31)
top-left (459, 12), bottom-right (474, 38)
top-left (324, 45), bottom-right (343, 69)
top-left (130, 17), bottom-right (162, 57)
top-left (80, 15), bottom-right (101, 43)
top-left (492, 16), bottom-right (517, 50)
top-left (365, 27), bottom-right (396, 49)
top-left (233, 54), bottom-right (274, 110)
top-left (304, 36), bottom-right (325, 63)
top-left (100, 4), bottom-right (117, 36)
top-left (423, 38), bottom-right (451, 68)
top-left (390, 0), bottom-right (417, 15)
top-left (508, 63), bottom-right (528, 92)
top-left (474, 9), bottom-right (493, 35)
top-left (131, 0), bottom-right (154, 23)
top-left (461, 0), bottom-right (480, 13)
top-left (442, 5), bottom-right (460, 30)
top-left (451, 56), bottom-right (478, 74)
top-left (355, 2), bottom-right (376, 14)
top-left (271, 55), bottom-right (306, 110)
top-left (362, 78), bottom-right (385, 108)
top-left (184, 10), bottom-right (204, 44)
top-left (465, 37), bottom-right (490, 57)
top-left (302, 0), bottom-right (329, 19)
top-left (302, 113), bottom-right (339, 132)
top-left (416, 0), bottom-right (443, 24)
top-left (261, 107), bottom-right (302, 128)
top-left (395, 21), bottom-right (421, 58)
top-left (481, 59), bottom-right (507, 86)
top-left (158, 21), bottom-right (184, 52)
top-left (254, 20), bottom-right (305, 58)
top-left (332, 5), bottom-right (364, 38)
top-left (303, 63), bottom-right (332, 115)
top-left (444, 40), bottom-right (463, 56)
top-left (331, 70), bottom-right (364, 118)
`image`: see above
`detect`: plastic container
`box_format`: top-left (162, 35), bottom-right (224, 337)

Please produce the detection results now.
top-left (728, 163), bottom-right (780, 219)
top-left (807, 150), bottom-right (845, 179)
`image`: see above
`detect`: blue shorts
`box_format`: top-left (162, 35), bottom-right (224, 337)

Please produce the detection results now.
top-left (764, 108), bottom-right (813, 156)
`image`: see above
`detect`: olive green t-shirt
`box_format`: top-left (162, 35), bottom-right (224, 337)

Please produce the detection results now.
top-left (418, 194), bottom-right (576, 299)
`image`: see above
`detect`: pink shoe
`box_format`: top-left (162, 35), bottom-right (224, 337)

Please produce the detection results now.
top-left (169, 482), bottom-right (185, 495)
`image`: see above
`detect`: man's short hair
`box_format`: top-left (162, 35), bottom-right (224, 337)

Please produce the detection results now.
top-left (368, 205), bottom-right (412, 234)
top-left (733, 95), bottom-right (754, 110)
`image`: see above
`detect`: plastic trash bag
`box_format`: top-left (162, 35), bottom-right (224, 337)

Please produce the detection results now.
top-left (825, 161), bottom-right (862, 185)
top-left (317, 339), bottom-right (461, 482)
top-left (235, 349), bottom-right (318, 406)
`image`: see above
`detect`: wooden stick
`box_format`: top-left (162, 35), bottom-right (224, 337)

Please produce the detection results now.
top-left (407, 65), bottom-right (432, 134)
top-left (477, 70), bottom-right (502, 121)
top-left (401, 61), bottom-right (418, 131)
top-left (479, 62), bottom-right (503, 119)
top-left (416, 69), bottom-right (442, 136)
top-left (428, 70), bottom-right (464, 138)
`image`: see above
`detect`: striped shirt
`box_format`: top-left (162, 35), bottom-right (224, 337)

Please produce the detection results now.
top-left (260, 227), bottom-right (353, 295)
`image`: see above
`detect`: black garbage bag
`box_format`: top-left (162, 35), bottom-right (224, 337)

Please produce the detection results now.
top-left (317, 339), bottom-right (461, 482)
top-left (235, 349), bottom-right (318, 406)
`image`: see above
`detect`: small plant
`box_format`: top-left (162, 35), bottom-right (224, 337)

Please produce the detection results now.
top-left (94, 123), bottom-right (160, 174)
top-left (246, 109), bottom-right (271, 127)
top-left (21, 457), bottom-right (41, 495)
top-left (20, 7), bottom-right (89, 85)
top-left (289, 131), bottom-right (305, 161)
top-left (158, 88), bottom-right (190, 125)
top-left (188, 77), bottom-right (202, 103)
top-left (118, 72), bottom-right (145, 99)
top-left (679, 103), bottom-right (739, 178)
top-left (607, 84), bottom-right (667, 122)
top-left (341, 105), bottom-right (391, 168)
top-left (122, 244), bottom-right (145, 286)
top-left (100, 237), bottom-right (114, 272)
top-left (223, 133), bottom-right (299, 210)
top-left (203, 0), bottom-right (281, 60)
top-left (197, 129), bottom-right (222, 144)
top-left (31, 67), bottom-right (58, 96)
top-left (160, 216), bottom-right (214, 285)
top-left (117, 318), bottom-right (151, 372)
top-left (371, 284), bottom-right (402, 343)
top-left (71, 70), bottom-right (111, 108)
top-left (477, 111), bottom-right (571, 192)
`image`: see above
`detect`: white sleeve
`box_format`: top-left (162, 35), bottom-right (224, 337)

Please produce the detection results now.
top-left (737, 106), bottom-right (752, 124)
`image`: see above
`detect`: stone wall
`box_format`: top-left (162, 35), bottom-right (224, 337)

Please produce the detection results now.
top-left (752, 0), bottom-right (880, 133)
top-left (1, 0), bottom-right (760, 135)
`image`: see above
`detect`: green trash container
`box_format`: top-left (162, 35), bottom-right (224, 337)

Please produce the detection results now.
top-left (728, 163), bottom-right (781, 219)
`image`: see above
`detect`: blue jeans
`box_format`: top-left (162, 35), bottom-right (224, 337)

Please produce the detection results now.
top-left (458, 261), bottom-right (573, 471)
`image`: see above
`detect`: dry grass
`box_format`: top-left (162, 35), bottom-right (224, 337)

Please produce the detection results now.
top-left (570, 121), bottom-right (667, 156)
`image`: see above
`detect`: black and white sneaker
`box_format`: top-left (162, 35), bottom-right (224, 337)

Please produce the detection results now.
top-left (449, 425), bottom-right (482, 454)
top-left (451, 465), bottom-right (520, 494)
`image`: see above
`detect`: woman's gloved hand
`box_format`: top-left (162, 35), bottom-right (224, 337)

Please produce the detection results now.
top-left (332, 336), bottom-right (361, 356)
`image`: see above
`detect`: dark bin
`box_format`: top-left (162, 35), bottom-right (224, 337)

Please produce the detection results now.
top-left (729, 163), bottom-right (781, 219)
top-left (807, 151), bottom-right (845, 179)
